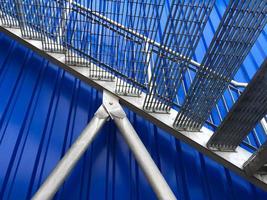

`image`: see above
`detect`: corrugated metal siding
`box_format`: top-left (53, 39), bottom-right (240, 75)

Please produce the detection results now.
top-left (0, 32), bottom-right (267, 200)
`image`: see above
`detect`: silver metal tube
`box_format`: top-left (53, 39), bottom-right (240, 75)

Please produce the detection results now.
top-left (113, 116), bottom-right (177, 200)
top-left (2, 25), bottom-right (267, 192)
top-left (32, 106), bottom-right (109, 200)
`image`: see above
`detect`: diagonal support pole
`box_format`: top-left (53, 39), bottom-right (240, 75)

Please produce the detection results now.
top-left (32, 105), bottom-right (109, 200)
top-left (103, 91), bottom-right (177, 200)
top-left (32, 91), bottom-right (177, 200)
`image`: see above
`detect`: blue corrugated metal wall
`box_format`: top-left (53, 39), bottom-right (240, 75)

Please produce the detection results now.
top-left (0, 31), bottom-right (267, 200)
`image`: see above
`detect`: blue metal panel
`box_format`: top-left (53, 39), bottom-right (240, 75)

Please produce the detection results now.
top-left (0, 32), bottom-right (267, 200)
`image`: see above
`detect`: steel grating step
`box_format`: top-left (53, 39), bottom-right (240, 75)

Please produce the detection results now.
top-left (174, 0), bottom-right (267, 131)
top-left (207, 59), bottom-right (267, 151)
top-left (1, 23), bottom-right (267, 192)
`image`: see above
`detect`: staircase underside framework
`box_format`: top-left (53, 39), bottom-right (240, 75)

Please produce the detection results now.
top-left (1, 25), bottom-right (267, 196)
top-left (0, 0), bottom-right (267, 198)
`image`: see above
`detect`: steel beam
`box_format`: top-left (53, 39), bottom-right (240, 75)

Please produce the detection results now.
top-left (32, 106), bottom-right (109, 200)
top-left (1, 25), bottom-right (267, 192)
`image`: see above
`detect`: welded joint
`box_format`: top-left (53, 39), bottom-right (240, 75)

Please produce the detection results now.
top-left (94, 105), bottom-right (110, 120)
top-left (102, 90), bottom-right (126, 119)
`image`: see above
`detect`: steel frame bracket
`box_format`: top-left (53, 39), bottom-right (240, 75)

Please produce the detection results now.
top-left (102, 90), bottom-right (126, 119)
top-left (102, 90), bottom-right (177, 200)
top-left (32, 90), bottom-right (176, 200)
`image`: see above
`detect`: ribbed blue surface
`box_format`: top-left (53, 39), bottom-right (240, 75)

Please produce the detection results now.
top-left (0, 31), bottom-right (267, 200)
